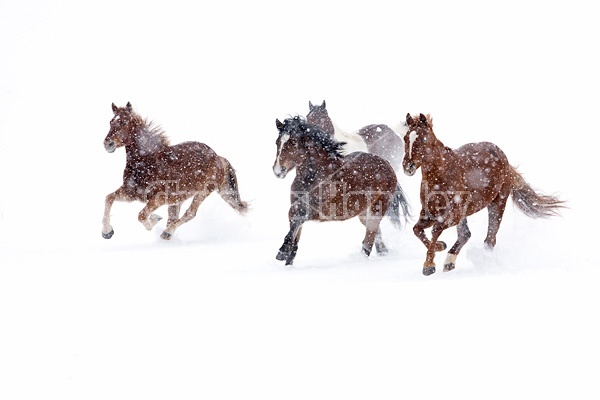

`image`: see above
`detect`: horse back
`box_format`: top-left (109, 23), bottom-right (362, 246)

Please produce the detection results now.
top-left (454, 141), bottom-right (509, 173)
top-left (356, 124), bottom-right (403, 170)
top-left (341, 152), bottom-right (398, 191)
top-left (123, 141), bottom-right (224, 202)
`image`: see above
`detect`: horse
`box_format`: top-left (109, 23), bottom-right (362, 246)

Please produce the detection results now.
top-left (272, 115), bottom-right (410, 265)
top-left (102, 102), bottom-right (248, 240)
top-left (402, 113), bottom-right (565, 276)
top-left (306, 100), bottom-right (405, 170)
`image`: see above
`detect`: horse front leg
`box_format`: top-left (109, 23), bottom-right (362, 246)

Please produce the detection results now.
top-left (276, 219), bottom-right (305, 266)
top-left (102, 187), bottom-right (130, 239)
top-left (444, 218), bottom-right (471, 272)
top-left (423, 223), bottom-right (446, 276)
top-left (138, 197), bottom-right (166, 232)
top-left (413, 210), bottom-right (447, 251)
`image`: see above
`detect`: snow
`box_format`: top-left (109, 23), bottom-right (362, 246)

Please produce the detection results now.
top-left (1, 1), bottom-right (599, 399)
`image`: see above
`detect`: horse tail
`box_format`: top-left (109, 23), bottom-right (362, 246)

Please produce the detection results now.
top-left (509, 166), bottom-right (565, 218)
top-left (386, 183), bottom-right (411, 229)
top-left (218, 156), bottom-right (250, 215)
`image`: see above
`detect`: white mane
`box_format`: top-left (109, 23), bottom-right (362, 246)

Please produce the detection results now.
top-left (332, 122), bottom-right (368, 154)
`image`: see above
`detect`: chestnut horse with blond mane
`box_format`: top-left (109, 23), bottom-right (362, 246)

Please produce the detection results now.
top-left (403, 113), bottom-right (565, 276)
top-left (102, 102), bottom-right (248, 240)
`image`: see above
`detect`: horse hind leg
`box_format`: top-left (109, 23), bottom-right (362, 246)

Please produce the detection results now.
top-left (484, 190), bottom-right (509, 249)
top-left (359, 214), bottom-right (384, 257)
top-left (443, 218), bottom-right (472, 272)
top-left (138, 197), bottom-right (166, 231)
top-left (160, 191), bottom-right (209, 240)
top-left (374, 228), bottom-right (389, 256)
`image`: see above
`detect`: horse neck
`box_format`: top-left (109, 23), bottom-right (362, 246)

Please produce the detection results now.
top-left (296, 146), bottom-right (341, 183)
top-left (309, 114), bottom-right (335, 136)
top-left (419, 134), bottom-right (459, 178)
top-left (322, 118), bottom-right (335, 136)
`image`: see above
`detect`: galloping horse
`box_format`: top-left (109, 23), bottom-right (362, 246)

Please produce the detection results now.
top-left (307, 100), bottom-right (404, 170)
top-left (102, 102), bottom-right (248, 240)
top-left (272, 115), bottom-right (410, 265)
top-left (402, 113), bottom-right (565, 276)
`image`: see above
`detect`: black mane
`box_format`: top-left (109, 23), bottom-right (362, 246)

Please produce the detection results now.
top-left (282, 115), bottom-right (346, 158)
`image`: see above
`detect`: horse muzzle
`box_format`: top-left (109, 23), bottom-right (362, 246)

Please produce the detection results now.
top-left (104, 139), bottom-right (116, 153)
top-left (273, 165), bottom-right (287, 179)
top-left (404, 162), bottom-right (417, 176)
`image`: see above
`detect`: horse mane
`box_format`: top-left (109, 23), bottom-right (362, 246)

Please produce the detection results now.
top-left (424, 114), bottom-right (434, 127)
top-left (131, 113), bottom-right (170, 155)
top-left (285, 115), bottom-right (346, 158)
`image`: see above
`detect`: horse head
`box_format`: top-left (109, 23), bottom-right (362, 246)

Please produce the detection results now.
top-left (403, 113), bottom-right (434, 176)
top-left (272, 116), bottom-right (306, 179)
top-left (104, 102), bottom-right (141, 153)
top-left (306, 100), bottom-right (334, 137)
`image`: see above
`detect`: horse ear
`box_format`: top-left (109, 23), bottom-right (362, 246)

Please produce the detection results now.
top-left (406, 113), bottom-right (413, 125)
top-left (112, 103), bottom-right (118, 114)
top-left (126, 102), bottom-right (133, 112)
top-left (276, 119), bottom-right (284, 130)
top-left (419, 113), bottom-right (428, 126)
top-left (321, 100), bottom-right (326, 108)
top-left (309, 101), bottom-right (314, 110)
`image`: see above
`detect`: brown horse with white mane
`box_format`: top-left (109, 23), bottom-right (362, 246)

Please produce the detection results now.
top-left (403, 113), bottom-right (565, 276)
top-left (102, 102), bottom-right (248, 240)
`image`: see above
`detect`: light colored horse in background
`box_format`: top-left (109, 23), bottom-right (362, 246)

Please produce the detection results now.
top-left (306, 100), bottom-right (405, 170)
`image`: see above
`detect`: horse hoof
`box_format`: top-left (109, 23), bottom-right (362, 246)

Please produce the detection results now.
top-left (377, 249), bottom-right (389, 256)
top-left (375, 244), bottom-right (388, 256)
top-left (362, 247), bottom-right (371, 257)
top-left (102, 229), bottom-right (114, 239)
top-left (436, 241), bottom-right (447, 251)
top-left (160, 231), bottom-right (172, 240)
top-left (276, 251), bottom-right (287, 261)
top-left (443, 263), bottom-right (455, 272)
top-left (423, 266), bottom-right (436, 276)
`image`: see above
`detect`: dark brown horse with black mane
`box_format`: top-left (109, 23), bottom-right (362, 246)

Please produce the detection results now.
top-left (307, 100), bottom-right (404, 170)
top-left (402, 113), bottom-right (565, 276)
top-left (102, 102), bottom-right (248, 240)
top-left (272, 115), bottom-right (410, 265)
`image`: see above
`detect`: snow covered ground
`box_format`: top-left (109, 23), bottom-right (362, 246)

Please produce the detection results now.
top-left (1, 1), bottom-right (598, 399)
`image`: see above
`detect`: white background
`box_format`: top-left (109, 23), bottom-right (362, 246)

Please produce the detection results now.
top-left (1, 1), bottom-right (598, 399)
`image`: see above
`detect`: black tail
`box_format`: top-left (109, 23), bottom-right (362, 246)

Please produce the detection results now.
top-left (386, 184), bottom-right (411, 229)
